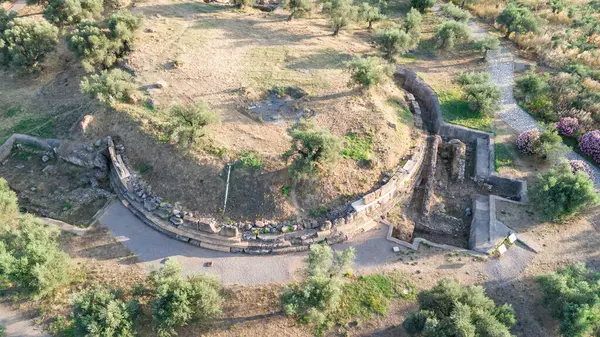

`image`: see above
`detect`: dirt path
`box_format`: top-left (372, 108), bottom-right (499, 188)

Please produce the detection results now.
top-left (0, 304), bottom-right (49, 337)
top-left (7, 0), bottom-right (26, 13)
top-left (98, 200), bottom-right (409, 285)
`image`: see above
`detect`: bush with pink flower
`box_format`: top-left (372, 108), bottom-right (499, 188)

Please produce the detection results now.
top-left (569, 160), bottom-right (593, 181)
top-left (579, 130), bottom-right (600, 164)
top-left (556, 117), bottom-right (580, 137)
top-left (516, 129), bottom-right (540, 154)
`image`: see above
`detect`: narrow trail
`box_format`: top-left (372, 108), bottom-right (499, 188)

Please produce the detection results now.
top-left (7, 0), bottom-right (26, 13)
top-left (460, 9), bottom-right (600, 185)
top-left (0, 304), bottom-right (49, 337)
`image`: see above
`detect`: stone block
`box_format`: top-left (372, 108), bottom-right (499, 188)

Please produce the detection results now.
top-left (508, 233), bottom-right (517, 244)
top-left (196, 220), bottom-right (219, 234)
top-left (219, 225), bottom-right (239, 237)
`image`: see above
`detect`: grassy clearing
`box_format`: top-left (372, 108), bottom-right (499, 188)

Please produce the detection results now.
top-left (438, 89), bottom-right (493, 132)
top-left (334, 273), bottom-right (416, 325)
top-left (0, 115), bottom-right (56, 143)
top-left (341, 133), bottom-right (373, 162)
top-left (494, 142), bottom-right (514, 172)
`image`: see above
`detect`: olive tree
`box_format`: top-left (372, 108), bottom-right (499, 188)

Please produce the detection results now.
top-left (0, 17), bottom-right (58, 70)
top-left (538, 264), bottom-right (600, 337)
top-left (496, 3), bottom-right (538, 39)
top-left (80, 69), bottom-right (136, 103)
top-left (281, 245), bottom-right (356, 332)
top-left (375, 26), bottom-right (413, 60)
top-left (73, 287), bottom-right (138, 337)
top-left (358, 2), bottom-right (384, 30)
top-left (169, 103), bottom-right (219, 147)
top-left (457, 71), bottom-right (502, 115)
top-left (284, 0), bottom-right (312, 21)
top-left (323, 0), bottom-right (358, 36)
top-left (346, 56), bottom-right (393, 87)
top-left (66, 10), bottom-right (142, 72)
top-left (529, 162), bottom-right (599, 222)
top-left (403, 7), bottom-right (422, 36)
top-left (44, 0), bottom-right (103, 26)
top-left (434, 20), bottom-right (470, 49)
top-left (403, 279), bottom-right (515, 336)
top-left (474, 35), bottom-right (499, 60)
top-left (410, 0), bottom-right (434, 13)
top-left (150, 260), bottom-right (223, 337)
top-left (287, 119), bottom-right (341, 180)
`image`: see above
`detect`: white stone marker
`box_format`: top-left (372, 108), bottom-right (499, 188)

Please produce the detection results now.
top-left (497, 244), bottom-right (507, 255)
top-left (393, 246), bottom-right (400, 253)
top-left (508, 233), bottom-right (517, 244)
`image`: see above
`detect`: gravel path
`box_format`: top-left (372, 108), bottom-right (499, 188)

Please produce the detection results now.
top-left (7, 0), bottom-right (26, 13)
top-left (0, 304), bottom-right (49, 337)
top-left (464, 14), bottom-right (600, 185)
top-left (99, 201), bottom-right (403, 285)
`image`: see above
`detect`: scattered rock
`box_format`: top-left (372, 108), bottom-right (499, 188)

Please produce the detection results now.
top-left (254, 220), bottom-right (265, 228)
top-left (465, 207), bottom-right (472, 217)
top-left (388, 122), bottom-right (397, 130)
top-left (144, 199), bottom-right (159, 211)
top-left (170, 216), bottom-right (184, 226)
top-left (153, 208), bottom-right (170, 219)
top-left (15, 163), bottom-right (24, 169)
top-left (41, 155), bottom-right (49, 163)
top-left (320, 220), bottom-right (332, 231)
top-left (155, 80), bottom-right (168, 89)
top-left (144, 28), bottom-right (155, 33)
top-left (94, 139), bottom-right (102, 147)
top-left (42, 165), bottom-right (56, 175)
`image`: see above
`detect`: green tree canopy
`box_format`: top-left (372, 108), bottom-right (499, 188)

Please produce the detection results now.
top-left (44, 0), bottom-right (103, 26)
top-left (410, 0), bottom-right (434, 13)
top-left (284, 0), bottom-right (313, 21)
top-left (496, 3), bottom-right (539, 38)
top-left (529, 161), bottom-right (599, 221)
top-left (403, 279), bottom-right (516, 337)
top-left (538, 264), bottom-right (600, 337)
top-left (287, 119), bottom-right (342, 180)
top-left (375, 25), bottom-right (413, 60)
top-left (0, 17), bottom-right (58, 70)
top-left (434, 20), bottom-right (470, 49)
top-left (73, 287), bottom-right (138, 337)
top-left (323, 0), bottom-right (358, 36)
top-left (358, 2), bottom-right (384, 29)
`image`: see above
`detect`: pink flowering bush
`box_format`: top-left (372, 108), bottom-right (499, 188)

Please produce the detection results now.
top-left (570, 160), bottom-right (593, 181)
top-left (556, 117), bottom-right (580, 136)
top-left (579, 130), bottom-right (600, 164)
top-left (516, 129), bottom-right (540, 154)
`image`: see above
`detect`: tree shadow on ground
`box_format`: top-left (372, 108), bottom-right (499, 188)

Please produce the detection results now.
top-left (285, 48), bottom-right (353, 70)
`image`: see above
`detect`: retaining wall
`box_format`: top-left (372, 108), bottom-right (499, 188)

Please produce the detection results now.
top-left (395, 67), bottom-right (527, 202)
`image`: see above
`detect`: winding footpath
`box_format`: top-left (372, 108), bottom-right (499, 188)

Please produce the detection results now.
top-left (464, 11), bottom-right (600, 185)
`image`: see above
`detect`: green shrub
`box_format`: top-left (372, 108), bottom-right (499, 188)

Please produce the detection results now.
top-left (66, 10), bottom-right (142, 72)
top-left (323, 0), bottom-right (358, 36)
top-left (346, 56), bottom-right (393, 87)
top-left (473, 35), bottom-right (499, 59)
top-left (534, 123), bottom-right (569, 162)
top-left (150, 260), bottom-right (223, 337)
top-left (457, 72), bottom-right (501, 115)
top-left (0, 178), bottom-right (18, 223)
top-left (0, 213), bottom-right (72, 298)
top-left (496, 3), bottom-right (538, 39)
top-left (284, 0), bottom-right (312, 21)
top-left (287, 119), bottom-right (342, 180)
top-left (538, 264), bottom-right (600, 337)
top-left (548, 0), bottom-right (565, 13)
top-left (529, 161), bottom-right (599, 222)
top-left (0, 17), bottom-right (58, 70)
top-left (358, 2), bottom-right (384, 29)
top-left (281, 245), bottom-right (355, 334)
top-left (440, 2), bottom-right (470, 21)
top-left (169, 103), bottom-right (219, 147)
top-left (80, 69), bottom-right (136, 103)
top-left (515, 70), bottom-right (550, 102)
top-left (410, 0), bottom-right (434, 13)
top-left (374, 26), bottom-right (413, 60)
top-left (233, 0), bottom-right (254, 8)
top-left (402, 279), bottom-right (515, 337)
top-left (44, 0), bottom-right (103, 26)
top-left (403, 7), bottom-right (422, 38)
top-left (237, 151), bottom-right (262, 169)
top-left (434, 20), bottom-right (470, 49)
top-left (73, 287), bottom-right (138, 337)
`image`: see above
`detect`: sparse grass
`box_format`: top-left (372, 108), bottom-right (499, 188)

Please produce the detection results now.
top-left (334, 273), bottom-right (416, 325)
top-left (281, 185), bottom-right (291, 198)
top-left (388, 98), bottom-right (413, 125)
top-left (309, 205), bottom-right (328, 217)
top-left (341, 133), bottom-right (373, 161)
top-left (5, 106), bottom-right (22, 117)
top-left (1, 115), bottom-right (56, 143)
top-left (494, 142), bottom-right (513, 172)
top-left (438, 89), bottom-right (493, 132)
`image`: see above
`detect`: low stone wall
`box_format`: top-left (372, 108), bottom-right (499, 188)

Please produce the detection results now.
top-left (394, 67), bottom-right (443, 134)
top-left (394, 67), bottom-right (526, 202)
top-left (421, 135), bottom-right (441, 215)
top-left (107, 123), bottom-right (427, 254)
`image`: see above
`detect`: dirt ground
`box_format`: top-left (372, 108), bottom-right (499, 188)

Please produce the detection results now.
top-left (0, 148), bottom-right (111, 227)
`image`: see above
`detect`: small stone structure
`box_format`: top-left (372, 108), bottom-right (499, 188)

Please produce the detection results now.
top-left (395, 66), bottom-right (531, 254)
